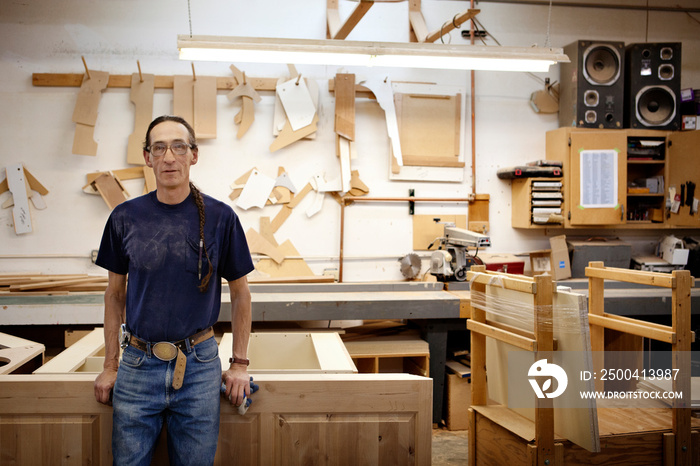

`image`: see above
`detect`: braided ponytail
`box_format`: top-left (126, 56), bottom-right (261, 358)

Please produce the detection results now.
top-left (190, 182), bottom-right (214, 293)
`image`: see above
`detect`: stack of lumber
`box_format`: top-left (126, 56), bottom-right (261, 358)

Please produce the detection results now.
top-left (445, 349), bottom-right (471, 379)
top-left (0, 273), bottom-right (108, 295)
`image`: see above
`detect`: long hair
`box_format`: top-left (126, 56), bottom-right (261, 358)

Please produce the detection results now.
top-left (144, 116), bottom-right (212, 292)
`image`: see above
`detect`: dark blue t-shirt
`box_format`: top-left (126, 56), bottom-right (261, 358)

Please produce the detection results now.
top-left (96, 190), bottom-right (254, 342)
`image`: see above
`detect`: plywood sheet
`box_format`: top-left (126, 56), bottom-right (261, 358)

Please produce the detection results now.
top-left (395, 93), bottom-right (463, 168)
top-left (173, 75), bottom-right (194, 126)
top-left (194, 75), bottom-right (217, 139)
top-left (72, 122), bottom-right (98, 156)
top-left (484, 285), bottom-right (599, 452)
top-left (255, 240), bottom-right (315, 278)
top-left (72, 71), bottom-right (109, 125)
top-left (92, 173), bottom-right (127, 210)
top-left (246, 228), bottom-right (285, 264)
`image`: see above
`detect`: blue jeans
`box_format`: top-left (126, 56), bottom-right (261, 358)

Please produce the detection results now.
top-left (112, 336), bottom-right (221, 466)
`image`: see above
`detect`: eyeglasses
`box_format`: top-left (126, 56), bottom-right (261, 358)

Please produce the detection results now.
top-left (147, 141), bottom-right (192, 157)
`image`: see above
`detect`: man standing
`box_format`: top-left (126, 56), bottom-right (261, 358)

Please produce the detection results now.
top-left (93, 115), bottom-right (254, 465)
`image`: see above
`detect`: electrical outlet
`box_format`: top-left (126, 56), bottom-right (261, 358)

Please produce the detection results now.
top-left (91, 250), bottom-right (99, 263)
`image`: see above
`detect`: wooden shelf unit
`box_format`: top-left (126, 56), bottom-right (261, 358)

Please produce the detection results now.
top-left (511, 127), bottom-right (700, 229)
top-left (343, 335), bottom-right (430, 377)
top-left (511, 177), bottom-right (564, 229)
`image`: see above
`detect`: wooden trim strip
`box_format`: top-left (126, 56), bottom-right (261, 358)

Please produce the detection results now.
top-left (466, 271), bottom-right (537, 294)
top-left (32, 73), bottom-right (279, 91)
top-left (588, 313), bottom-right (675, 344)
top-left (585, 266), bottom-right (676, 288)
top-left (467, 320), bottom-right (536, 351)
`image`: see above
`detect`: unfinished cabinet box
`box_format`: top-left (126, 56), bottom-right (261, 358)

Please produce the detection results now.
top-left (38, 330), bottom-right (357, 375)
top-left (0, 373), bottom-right (432, 465)
top-left (4, 331), bottom-right (431, 464)
top-left (343, 334), bottom-right (429, 377)
top-left (220, 332), bottom-right (357, 374)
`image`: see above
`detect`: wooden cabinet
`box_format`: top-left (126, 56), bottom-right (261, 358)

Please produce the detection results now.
top-left (511, 177), bottom-right (564, 228)
top-left (666, 130), bottom-right (700, 227)
top-left (512, 128), bottom-right (700, 229)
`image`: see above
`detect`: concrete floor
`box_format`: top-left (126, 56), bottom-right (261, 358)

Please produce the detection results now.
top-left (431, 427), bottom-right (469, 465)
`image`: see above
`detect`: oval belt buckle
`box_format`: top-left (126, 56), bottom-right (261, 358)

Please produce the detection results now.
top-left (152, 342), bottom-right (178, 361)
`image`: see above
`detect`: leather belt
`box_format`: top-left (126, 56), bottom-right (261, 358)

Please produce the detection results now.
top-left (126, 327), bottom-right (214, 390)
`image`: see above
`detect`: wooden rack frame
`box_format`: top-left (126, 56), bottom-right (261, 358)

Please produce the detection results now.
top-left (466, 263), bottom-right (699, 466)
top-left (466, 266), bottom-right (558, 465)
top-left (586, 261), bottom-right (696, 465)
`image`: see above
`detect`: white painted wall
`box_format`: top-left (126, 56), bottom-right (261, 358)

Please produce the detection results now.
top-left (0, 1), bottom-right (698, 282)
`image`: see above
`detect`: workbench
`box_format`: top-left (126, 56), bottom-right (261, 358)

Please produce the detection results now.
top-left (1, 279), bottom-right (698, 424)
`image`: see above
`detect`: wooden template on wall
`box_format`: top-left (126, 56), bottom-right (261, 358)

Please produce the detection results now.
top-left (126, 72), bottom-right (154, 165)
top-left (412, 214), bottom-right (467, 251)
top-left (388, 83), bottom-right (467, 183)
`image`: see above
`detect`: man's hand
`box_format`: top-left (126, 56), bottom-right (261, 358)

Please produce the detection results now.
top-left (94, 368), bottom-right (118, 405)
top-left (221, 365), bottom-right (250, 407)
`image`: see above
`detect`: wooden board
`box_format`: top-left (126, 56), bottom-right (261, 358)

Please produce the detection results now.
top-left (246, 228), bottom-right (285, 264)
top-left (0, 333), bottom-right (44, 375)
top-left (472, 408), bottom-right (700, 466)
top-left (72, 71), bottom-right (109, 126)
top-left (72, 122), bottom-right (98, 156)
top-left (412, 214), bottom-right (467, 251)
top-left (92, 173), bottom-right (128, 210)
top-left (34, 328), bottom-right (103, 374)
top-left (127, 73), bottom-right (154, 165)
top-left (173, 75), bottom-right (194, 126)
top-left (194, 75), bottom-right (218, 139)
top-left (334, 73), bottom-right (355, 140)
top-left (255, 240), bottom-right (315, 279)
top-left (0, 373), bottom-right (431, 465)
top-left (484, 285), bottom-right (599, 452)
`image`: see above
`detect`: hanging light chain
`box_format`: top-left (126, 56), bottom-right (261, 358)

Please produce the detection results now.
top-left (187, 0), bottom-right (193, 38)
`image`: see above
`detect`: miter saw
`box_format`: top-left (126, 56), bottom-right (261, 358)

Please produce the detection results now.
top-left (428, 220), bottom-right (490, 282)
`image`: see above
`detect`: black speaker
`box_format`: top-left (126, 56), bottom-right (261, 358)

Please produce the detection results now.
top-left (559, 40), bottom-right (625, 128)
top-left (625, 42), bottom-right (682, 130)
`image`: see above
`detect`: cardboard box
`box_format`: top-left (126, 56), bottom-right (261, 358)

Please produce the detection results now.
top-left (529, 249), bottom-right (552, 275)
top-left (567, 238), bottom-right (632, 278)
top-left (445, 373), bottom-right (471, 431)
top-left (658, 235), bottom-right (689, 265)
top-left (549, 235), bottom-right (571, 280)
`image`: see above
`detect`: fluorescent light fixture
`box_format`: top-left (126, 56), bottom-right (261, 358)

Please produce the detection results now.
top-left (178, 35), bottom-right (569, 72)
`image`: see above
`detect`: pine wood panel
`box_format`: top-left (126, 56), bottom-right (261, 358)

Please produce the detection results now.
top-left (0, 374), bottom-right (431, 465)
